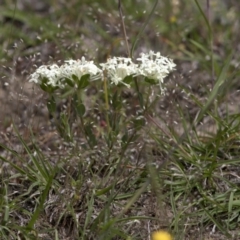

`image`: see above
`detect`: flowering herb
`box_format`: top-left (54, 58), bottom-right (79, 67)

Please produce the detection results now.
top-left (29, 51), bottom-right (175, 92)
top-left (61, 57), bottom-right (103, 84)
top-left (137, 51), bottom-right (176, 93)
top-left (100, 57), bottom-right (138, 88)
top-left (30, 57), bottom-right (103, 91)
top-left (28, 50), bottom-right (176, 146)
top-left (29, 64), bottom-right (60, 86)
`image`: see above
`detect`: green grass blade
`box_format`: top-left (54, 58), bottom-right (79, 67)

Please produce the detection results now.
top-left (26, 169), bottom-right (55, 230)
top-left (130, 0), bottom-right (158, 57)
top-left (202, 206), bottom-right (231, 237)
top-left (195, 52), bottom-right (233, 125)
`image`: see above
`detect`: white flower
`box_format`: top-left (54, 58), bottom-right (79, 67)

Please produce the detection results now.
top-left (137, 51), bottom-right (176, 92)
top-left (29, 57), bottom-right (103, 89)
top-left (61, 57), bottom-right (103, 82)
top-left (100, 57), bottom-right (138, 88)
top-left (29, 64), bottom-right (61, 87)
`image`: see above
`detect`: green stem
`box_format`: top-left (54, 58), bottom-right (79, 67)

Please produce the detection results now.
top-left (104, 75), bottom-right (110, 134)
top-left (130, 0), bottom-right (158, 58)
top-left (134, 77), bottom-right (144, 109)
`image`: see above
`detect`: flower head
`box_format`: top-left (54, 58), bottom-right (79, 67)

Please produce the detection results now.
top-left (151, 230), bottom-right (173, 240)
top-left (61, 57), bottom-right (103, 82)
top-left (137, 51), bottom-right (176, 92)
top-left (100, 57), bottom-right (138, 88)
top-left (29, 57), bottom-right (103, 90)
top-left (29, 64), bottom-right (61, 87)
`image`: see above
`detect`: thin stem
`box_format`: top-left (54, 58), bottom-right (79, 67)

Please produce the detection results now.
top-left (118, 1), bottom-right (143, 111)
top-left (118, 0), bottom-right (130, 57)
top-left (103, 73), bottom-right (110, 133)
top-left (206, 0), bottom-right (214, 87)
top-left (195, 0), bottom-right (214, 86)
top-left (133, 77), bottom-right (143, 109)
top-left (130, 0), bottom-right (158, 58)
top-left (206, 0), bottom-right (210, 21)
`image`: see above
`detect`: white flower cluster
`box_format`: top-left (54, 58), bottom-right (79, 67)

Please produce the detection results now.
top-left (137, 51), bottom-right (176, 84)
top-left (29, 64), bottom-right (62, 87)
top-left (61, 57), bottom-right (103, 82)
top-left (29, 51), bottom-right (176, 90)
top-left (29, 57), bottom-right (102, 88)
top-left (100, 57), bottom-right (137, 87)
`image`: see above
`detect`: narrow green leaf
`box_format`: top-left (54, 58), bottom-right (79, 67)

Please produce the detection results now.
top-left (96, 185), bottom-right (113, 196)
top-left (85, 123), bottom-right (97, 147)
top-left (57, 113), bottom-right (73, 141)
top-left (203, 205), bottom-right (231, 237)
top-left (72, 74), bottom-right (79, 83)
top-left (121, 131), bottom-right (128, 145)
top-left (133, 116), bottom-right (145, 130)
top-left (123, 75), bottom-right (133, 85)
top-left (189, 39), bottom-right (209, 55)
top-left (26, 171), bottom-right (55, 230)
top-left (64, 77), bottom-right (74, 87)
top-left (130, 0), bottom-right (158, 57)
top-left (78, 74), bottom-right (90, 89)
top-left (75, 103), bottom-right (86, 117)
top-left (0, 153), bottom-right (26, 176)
top-left (73, 93), bottom-right (86, 117)
top-left (112, 91), bottom-right (122, 110)
top-left (83, 194), bottom-right (95, 235)
top-left (40, 77), bottom-right (57, 93)
top-left (195, 52), bottom-right (233, 124)
top-left (47, 95), bottom-right (57, 115)
top-left (144, 77), bottom-right (158, 85)
top-left (228, 190), bottom-right (234, 213)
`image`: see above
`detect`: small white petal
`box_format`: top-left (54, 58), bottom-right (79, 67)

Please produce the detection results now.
top-left (136, 51), bottom-right (176, 93)
top-left (100, 57), bottom-right (137, 87)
